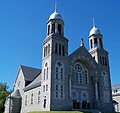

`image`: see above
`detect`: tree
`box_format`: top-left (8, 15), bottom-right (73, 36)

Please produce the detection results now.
top-left (0, 82), bottom-right (11, 113)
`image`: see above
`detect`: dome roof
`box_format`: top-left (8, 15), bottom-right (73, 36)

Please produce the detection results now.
top-left (49, 11), bottom-right (62, 20)
top-left (89, 26), bottom-right (101, 36)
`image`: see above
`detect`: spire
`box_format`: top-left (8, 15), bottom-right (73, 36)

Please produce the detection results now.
top-left (55, 2), bottom-right (57, 12)
top-left (80, 38), bottom-right (84, 46)
top-left (93, 17), bottom-right (96, 27)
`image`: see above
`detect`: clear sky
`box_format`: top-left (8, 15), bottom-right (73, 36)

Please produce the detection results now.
top-left (0, 0), bottom-right (120, 89)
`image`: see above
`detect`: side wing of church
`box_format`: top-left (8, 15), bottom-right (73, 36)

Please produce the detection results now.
top-left (4, 7), bottom-right (114, 113)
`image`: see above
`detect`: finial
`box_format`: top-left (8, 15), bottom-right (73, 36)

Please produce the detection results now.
top-left (93, 17), bottom-right (96, 27)
top-left (80, 38), bottom-right (84, 46)
top-left (55, 2), bottom-right (57, 12)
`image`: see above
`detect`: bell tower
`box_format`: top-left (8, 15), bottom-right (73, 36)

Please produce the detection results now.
top-left (41, 4), bottom-right (69, 110)
top-left (88, 19), bottom-right (114, 112)
top-left (88, 19), bottom-right (109, 67)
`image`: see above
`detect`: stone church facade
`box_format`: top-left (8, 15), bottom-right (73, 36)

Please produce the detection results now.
top-left (5, 8), bottom-right (114, 113)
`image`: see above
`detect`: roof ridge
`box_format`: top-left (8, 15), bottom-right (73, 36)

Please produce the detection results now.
top-left (20, 65), bottom-right (41, 70)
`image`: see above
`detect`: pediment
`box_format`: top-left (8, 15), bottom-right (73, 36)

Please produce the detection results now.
top-left (68, 46), bottom-right (98, 68)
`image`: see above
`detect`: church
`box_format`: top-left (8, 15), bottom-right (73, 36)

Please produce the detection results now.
top-left (5, 6), bottom-right (114, 113)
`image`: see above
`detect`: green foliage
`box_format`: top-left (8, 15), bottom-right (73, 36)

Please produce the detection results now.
top-left (0, 82), bottom-right (11, 113)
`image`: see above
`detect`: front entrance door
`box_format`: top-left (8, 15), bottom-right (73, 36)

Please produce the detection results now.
top-left (73, 100), bottom-right (80, 109)
top-left (82, 100), bottom-right (90, 109)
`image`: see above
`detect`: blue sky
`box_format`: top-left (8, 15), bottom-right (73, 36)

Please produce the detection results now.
top-left (0, 0), bottom-right (120, 89)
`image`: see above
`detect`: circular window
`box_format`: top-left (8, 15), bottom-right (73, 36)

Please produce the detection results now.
top-left (75, 64), bottom-right (82, 72)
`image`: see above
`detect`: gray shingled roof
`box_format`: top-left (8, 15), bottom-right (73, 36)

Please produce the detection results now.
top-left (20, 65), bottom-right (41, 81)
top-left (24, 73), bottom-right (42, 91)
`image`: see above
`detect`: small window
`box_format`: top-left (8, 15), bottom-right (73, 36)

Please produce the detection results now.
top-left (25, 95), bottom-right (27, 105)
top-left (56, 85), bottom-right (58, 91)
top-left (44, 69), bottom-right (46, 80)
top-left (46, 46), bottom-right (48, 56)
top-left (80, 74), bottom-right (82, 84)
top-left (44, 47), bottom-right (45, 57)
top-left (62, 45), bottom-right (65, 56)
top-left (102, 57), bottom-right (105, 65)
top-left (38, 91), bottom-right (40, 103)
top-left (61, 92), bottom-right (63, 98)
top-left (48, 44), bottom-right (50, 55)
top-left (48, 25), bottom-right (50, 35)
top-left (56, 92), bottom-right (58, 98)
top-left (94, 38), bottom-right (97, 44)
top-left (61, 68), bottom-right (63, 79)
top-left (90, 39), bottom-right (93, 49)
top-left (58, 24), bottom-right (61, 34)
top-left (43, 99), bottom-right (46, 108)
top-left (52, 24), bottom-right (55, 33)
top-left (105, 57), bottom-right (107, 66)
top-left (75, 73), bottom-right (78, 83)
top-left (46, 85), bottom-right (48, 91)
top-left (55, 43), bottom-right (58, 54)
top-left (31, 93), bottom-right (33, 104)
top-left (43, 85), bottom-right (45, 92)
top-left (61, 85), bottom-right (63, 91)
top-left (59, 44), bottom-right (61, 55)
top-left (56, 67), bottom-right (58, 79)
top-left (46, 67), bottom-right (48, 79)
top-left (99, 39), bottom-right (103, 48)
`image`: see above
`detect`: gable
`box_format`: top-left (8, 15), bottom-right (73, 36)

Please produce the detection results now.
top-left (14, 65), bottom-right (41, 88)
top-left (68, 45), bottom-right (98, 68)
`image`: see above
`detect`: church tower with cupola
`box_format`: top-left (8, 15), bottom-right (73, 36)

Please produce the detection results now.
top-left (88, 20), bottom-right (114, 112)
top-left (42, 5), bottom-right (70, 110)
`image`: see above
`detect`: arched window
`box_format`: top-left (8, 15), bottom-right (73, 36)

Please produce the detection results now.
top-left (46, 46), bottom-right (48, 56)
top-left (52, 24), bottom-right (55, 33)
top-left (44, 69), bottom-right (46, 80)
top-left (43, 98), bottom-right (47, 108)
top-left (58, 24), bottom-right (61, 34)
top-left (75, 63), bottom-right (83, 84)
top-left (44, 47), bottom-right (45, 57)
top-left (31, 93), bottom-right (33, 104)
top-left (90, 39), bottom-right (93, 49)
top-left (48, 25), bottom-right (50, 35)
top-left (43, 62), bottom-right (49, 81)
top-left (99, 38), bottom-right (103, 48)
top-left (48, 44), bottom-right (50, 54)
top-left (46, 67), bottom-right (48, 79)
top-left (38, 91), bottom-right (40, 103)
top-left (25, 95), bottom-right (27, 105)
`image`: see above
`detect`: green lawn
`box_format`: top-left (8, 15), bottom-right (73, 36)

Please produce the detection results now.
top-left (29, 111), bottom-right (85, 113)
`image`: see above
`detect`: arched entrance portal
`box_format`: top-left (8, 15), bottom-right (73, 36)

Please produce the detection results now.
top-left (82, 100), bottom-right (90, 109)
